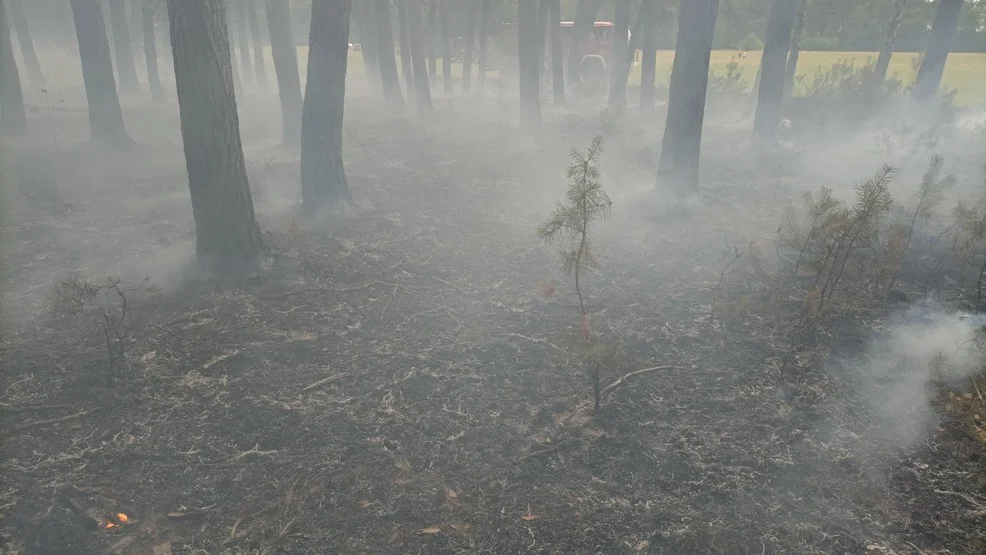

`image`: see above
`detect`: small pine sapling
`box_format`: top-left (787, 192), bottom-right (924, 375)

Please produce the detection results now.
top-left (537, 134), bottom-right (613, 412)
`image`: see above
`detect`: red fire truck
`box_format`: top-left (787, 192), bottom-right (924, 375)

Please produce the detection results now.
top-left (554, 21), bottom-right (632, 85)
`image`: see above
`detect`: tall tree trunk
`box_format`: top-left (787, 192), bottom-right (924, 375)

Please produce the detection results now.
top-left (407, 0), bottom-right (432, 113)
top-left (374, 0), bottom-right (404, 109)
top-left (247, 0), bottom-right (268, 90)
top-left (108, 0), bottom-right (140, 94)
top-left (913, 0), bottom-right (963, 103)
top-left (235, 0), bottom-right (254, 86)
top-left (783, 0), bottom-right (809, 100)
top-left (7, 0), bottom-right (43, 86)
top-left (166, 0), bottom-right (264, 277)
top-left (301, 0), bottom-right (353, 212)
top-left (129, 0), bottom-right (141, 55)
top-left (0, 0), bottom-right (26, 135)
top-left (439, 0), bottom-right (451, 95)
top-left (638, 0), bottom-right (657, 113)
top-left (868, 0), bottom-right (907, 90)
top-left (657, 0), bottom-right (718, 193)
top-left (477, 0), bottom-right (490, 91)
top-left (607, 0), bottom-right (630, 115)
top-left (518, 0), bottom-right (541, 126)
top-left (266, 0), bottom-right (302, 146)
top-left (142, 0), bottom-right (164, 101)
top-left (549, 0), bottom-right (564, 104)
top-left (566, 0), bottom-right (603, 88)
top-left (354, 0), bottom-right (380, 93)
top-left (753, 0), bottom-right (797, 144)
top-left (227, 3), bottom-right (244, 90)
top-left (398, 0), bottom-right (414, 103)
top-left (426, 0), bottom-right (436, 82)
top-left (70, 0), bottom-right (130, 144)
top-left (535, 0), bottom-right (550, 90)
top-left (461, 0), bottom-right (476, 92)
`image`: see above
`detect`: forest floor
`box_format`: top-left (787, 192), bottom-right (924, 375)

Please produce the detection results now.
top-left (1, 93), bottom-right (985, 554)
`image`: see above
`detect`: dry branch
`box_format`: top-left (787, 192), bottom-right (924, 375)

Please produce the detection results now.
top-left (9, 409), bottom-right (91, 433)
top-left (601, 366), bottom-right (688, 396)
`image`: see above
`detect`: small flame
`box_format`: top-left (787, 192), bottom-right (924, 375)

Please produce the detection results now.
top-left (101, 513), bottom-right (129, 529)
top-left (115, 513), bottom-right (129, 523)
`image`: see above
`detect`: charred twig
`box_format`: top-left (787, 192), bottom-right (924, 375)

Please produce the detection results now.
top-left (229, 444), bottom-right (278, 461)
top-left (0, 404), bottom-right (72, 414)
top-left (10, 410), bottom-right (91, 433)
top-left (601, 366), bottom-right (687, 397)
top-left (259, 287), bottom-right (365, 316)
top-left (302, 373), bottom-right (343, 392)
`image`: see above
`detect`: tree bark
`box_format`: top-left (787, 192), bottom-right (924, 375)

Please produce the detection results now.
top-left (535, 0), bottom-right (549, 89)
top-left (397, 0), bottom-right (414, 102)
top-left (226, 3), bottom-right (244, 90)
top-left (566, 0), bottom-right (602, 88)
top-left (0, 0), bottom-right (26, 135)
top-left (913, 0), bottom-right (963, 103)
top-left (407, 0), bottom-right (432, 113)
top-left (142, 0), bottom-right (165, 101)
top-left (461, 0), bottom-right (476, 92)
top-left (235, 0), bottom-right (254, 86)
top-left (7, 0), bottom-right (43, 86)
top-left (477, 0), bottom-right (490, 91)
top-left (657, 0), bottom-right (718, 193)
top-left (129, 0), bottom-right (141, 54)
top-left (868, 0), bottom-right (907, 90)
top-left (518, 0), bottom-right (541, 126)
top-left (549, 0), bottom-right (564, 104)
top-left (638, 0), bottom-right (657, 113)
top-left (354, 0), bottom-right (380, 93)
top-left (247, 0), bottom-right (268, 90)
top-left (70, 0), bottom-right (131, 144)
top-left (166, 0), bottom-right (264, 278)
top-left (607, 0), bottom-right (630, 115)
top-left (753, 0), bottom-right (797, 144)
top-left (266, 0), bottom-right (302, 146)
top-left (301, 0), bottom-right (353, 211)
top-left (783, 0), bottom-right (808, 100)
top-left (439, 0), bottom-right (451, 95)
top-left (374, 0), bottom-right (404, 110)
top-left (426, 0), bottom-right (436, 82)
top-left (108, 0), bottom-right (140, 94)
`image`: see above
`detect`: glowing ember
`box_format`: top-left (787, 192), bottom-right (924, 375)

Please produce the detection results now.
top-left (101, 513), bottom-right (130, 529)
top-left (115, 513), bottom-right (129, 523)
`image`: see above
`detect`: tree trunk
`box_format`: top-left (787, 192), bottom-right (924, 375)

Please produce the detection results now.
top-left (407, 0), bottom-right (432, 113)
top-left (108, 0), bottom-right (140, 94)
top-left (70, 0), bottom-right (131, 144)
top-left (869, 0), bottom-right (907, 89)
top-left (374, 0), bottom-right (404, 110)
top-left (607, 0), bottom-right (630, 115)
top-left (657, 0), bottom-right (718, 193)
top-left (638, 0), bottom-right (657, 113)
top-left (7, 0), bottom-right (43, 86)
top-left (398, 0), bottom-right (414, 102)
top-left (142, 0), bottom-right (165, 101)
top-left (0, 0), bottom-right (26, 135)
top-left (783, 0), bottom-right (809, 100)
top-left (439, 0), bottom-right (451, 95)
top-left (129, 0), bottom-right (142, 55)
top-left (913, 0), bottom-right (963, 103)
top-left (247, 0), bottom-right (268, 90)
top-left (549, 0), bottom-right (564, 104)
top-left (753, 0), bottom-right (796, 144)
top-left (302, 0), bottom-right (353, 212)
top-left (227, 3), bottom-right (244, 90)
top-left (461, 0), bottom-right (476, 92)
top-left (266, 0), bottom-right (302, 146)
top-left (426, 0), bottom-right (436, 82)
top-left (518, 0), bottom-right (541, 126)
top-left (566, 0), bottom-right (602, 88)
top-left (354, 0), bottom-right (380, 93)
top-left (166, 0), bottom-right (264, 278)
top-left (535, 0), bottom-right (549, 90)
top-left (477, 0), bottom-right (490, 91)
top-left (235, 0), bottom-right (254, 86)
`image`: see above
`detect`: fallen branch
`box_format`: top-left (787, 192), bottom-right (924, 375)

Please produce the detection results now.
top-left (934, 489), bottom-right (986, 512)
top-left (601, 366), bottom-right (688, 397)
top-left (0, 404), bottom-right (72, 414)
top-left (229, 444), bottom-right (278, 461)
top-left (10, 410), bottom-right (91, 433)
top-left (258, 283), bottom-right (373, 315)
top-left (302, 372), bottom-right (342, 392)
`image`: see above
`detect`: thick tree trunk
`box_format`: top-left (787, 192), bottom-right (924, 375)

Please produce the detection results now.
top-left (70, 0), bottom-right (131, 144)
top-left (638, 0), bottom-right (657, 112)
top-left (142, 0), bottom-right (164, 101)
top-left (566, 0), bottom-right (602, 88)
top-left (7, 0), bottom-right (43, 86)
top-left (783, 0), bottom-right (808, 100)
top-left (549, 0), bottom-right (564, 104)
top-left (518, 0), bottom-right (541, 126)
top-left (407, 0), bottom-right (432, 113)
top-left (266, 0), bottom-right (302, 146)
top-left (227, 3), bottom-right (244, 90)
top-left (398, 0), bottom-right (414, 102)
top-left (426, 0), bottom-right (436, 82)
top-left (536, 0), bottom-right (549, 89)
top-left (166, 0), bottom-right (264, 278)
top-left (607, 0), bottom-right (630, 115)
top-left (354, 0), bottom-right (380, 93)
top-left (913, 0), bottom-right (963, 103)
top-left (477, 0), bottom-right (490, 91)
top-left (461, 0), bottom-right (476, 92)
top-left (657, 0), bottom-right (718, 193)
top-left (869, 0), bottom-right (907, 89)
top-left (439, 0), bottom-right (451, 95)
top-left (0, 0), bottom-right (26, 135)
top-left (235, 0), bottom-right (254, 86)
top-left (753, 0), bottom-right (796, 143)
top-left (108, 0), bottom-right (140, 94)
top-left (374, 0), bottom-right (404, 109)
top-left (302, 0), bottom-right (353, 212)
top-left (247, 0), bottom-right (268, 90)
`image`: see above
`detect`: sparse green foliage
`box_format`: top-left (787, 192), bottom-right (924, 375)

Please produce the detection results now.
top-left (707, 59), bottom-right (747, 98)
top-left (953, 168), bottom-right (986, 310)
